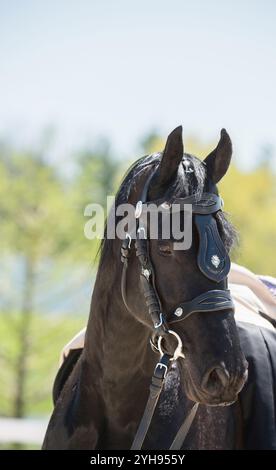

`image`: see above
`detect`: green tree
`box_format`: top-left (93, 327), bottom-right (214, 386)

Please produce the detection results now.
top-left (0, 138), bottom-right (122, 423)
top-left (0, 148), bottom-right (85, 418)
top-left (220, 164), bottom-right (276, 275)
top-left (71, 139), bottom-right (123, 257)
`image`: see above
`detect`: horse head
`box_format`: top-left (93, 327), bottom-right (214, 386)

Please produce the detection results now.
top-left (115, 126), bottom-right (248, 406)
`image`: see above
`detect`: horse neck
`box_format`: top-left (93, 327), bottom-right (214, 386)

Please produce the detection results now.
top-left (84, 247), bottom-right (156, 405)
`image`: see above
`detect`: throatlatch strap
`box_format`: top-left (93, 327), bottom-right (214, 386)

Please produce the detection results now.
top-left (121, 261), bottom-right (132, 313)
top-left (120, 237), bottom-right (132, 313)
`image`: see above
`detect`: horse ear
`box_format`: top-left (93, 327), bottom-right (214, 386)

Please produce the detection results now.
top-left (204, 129), bottom-right (232, 184)
top-left (155, 126), bottom-right (184, 187)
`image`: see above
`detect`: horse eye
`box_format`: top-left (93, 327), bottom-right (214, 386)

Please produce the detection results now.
top-left (158, 242), bottom-right (173, 256)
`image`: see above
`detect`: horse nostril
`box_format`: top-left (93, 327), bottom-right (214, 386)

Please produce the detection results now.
top-left (202, 366), bottom-right (230, 395)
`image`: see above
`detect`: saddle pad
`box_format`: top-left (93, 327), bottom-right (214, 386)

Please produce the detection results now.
top-left (229, 263), bottom-right (276, 323)
top-left (230, 284), bottom-right (275, 331)
top-left (259, 275), bottom-right (276, 297)
top-left (53, 348), bottom-right (82, 405)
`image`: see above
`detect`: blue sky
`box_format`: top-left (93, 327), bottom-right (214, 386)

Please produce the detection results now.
top-left (0, 0), bottom-right (275, 168)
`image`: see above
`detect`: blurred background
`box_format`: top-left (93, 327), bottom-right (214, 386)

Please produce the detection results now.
top-left (0, 0), bottom-right (275, 449)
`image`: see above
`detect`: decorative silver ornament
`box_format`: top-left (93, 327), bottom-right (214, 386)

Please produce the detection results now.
top-left (174, 307), bottom-right (183, 317)
top-left (135, 200), bottom-right (143, 219)
top-left (211, 255), bottom-right (221, 268)
top-left (142, 268), bottom-right (150, 280)
top-left (161, 202), bottom-right (171, 210)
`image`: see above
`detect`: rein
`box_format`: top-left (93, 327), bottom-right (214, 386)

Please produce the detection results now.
top-left (120, 168), bottom-right (234, 450)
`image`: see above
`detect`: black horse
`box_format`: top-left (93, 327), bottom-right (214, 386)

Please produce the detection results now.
top-left (43, 127), bottom-right (276, 449)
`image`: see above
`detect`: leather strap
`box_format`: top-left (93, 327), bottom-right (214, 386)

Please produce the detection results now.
top-left (131, 354), bottom-right (199, 450)
top-left (121, 261), bottom-right (131, 313)
top-left (169, 402), bottom-right (199, 449)
top-left (121, 237), bottom-right (132, 313)
top-left (135, 229), bottom-right (168, 334)
top-left (168, 289), bottom-right (235, 324)
top-left (136, 193), bottom-right (222, 216)
top-left (131, 354), bottom-right (171, 450)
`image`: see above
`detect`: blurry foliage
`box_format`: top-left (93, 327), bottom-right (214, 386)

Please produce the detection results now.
top-left (0, 152), bottom-right (73, 261)
top-left (70, 139), bottom-right (121, 255)
top-left (0, 141), bottom-right (120, 420)
top-left (220, 165), bottom-right (276, 274)
top-left (140, 130), bottom-right (165, 155)
top-left (0, 131), bottom-right (275, 425)
top-left (73, 139), bottom-right (118, 207)
top-left (0, 312), bottom-right (85, 416)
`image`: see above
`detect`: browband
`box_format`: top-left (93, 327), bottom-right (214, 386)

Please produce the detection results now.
top-left (135, 193), bottom-right (229, 283)
top-left (138, 193), bottom-right (223, 215)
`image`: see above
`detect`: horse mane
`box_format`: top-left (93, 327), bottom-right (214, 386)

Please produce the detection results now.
top-left (98, 152), bottom-right (237, 268)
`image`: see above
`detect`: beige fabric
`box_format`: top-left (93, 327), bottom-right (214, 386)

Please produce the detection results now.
top-left (60, 263), bottom-right (276, 365)
top-left (59, 328), bottom-right (86, 366)
top-left (231, 284), bottom-right (274, 331)
top-left (229, 262), bottom-right (276, 323)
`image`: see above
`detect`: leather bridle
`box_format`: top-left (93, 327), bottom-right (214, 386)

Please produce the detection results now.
top-left (120, 166), bottom-right (235, 450)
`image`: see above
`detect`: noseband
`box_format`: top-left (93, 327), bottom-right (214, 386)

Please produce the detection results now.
top-left (120, 167), bottom-right (235, 449)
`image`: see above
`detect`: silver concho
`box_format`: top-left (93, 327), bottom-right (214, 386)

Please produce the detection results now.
top-left (211, 255), bottom-right (221, 268)
top-left (142, 268), bottom-right (151, 280)
top-left (161, 201), bottom-right (171, 210)
top-left (135, 200), bottom-right (143, 219)
top-left (174, 307), bottom-right (183, 317)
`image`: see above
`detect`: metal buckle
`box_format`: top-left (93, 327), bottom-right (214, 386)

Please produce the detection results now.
top-left (154, 362), bottom-right (168, 379)
top-left (154, 313), bottom-right (164, 329)
top-left (157, 330), bottom-right (185, 361)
